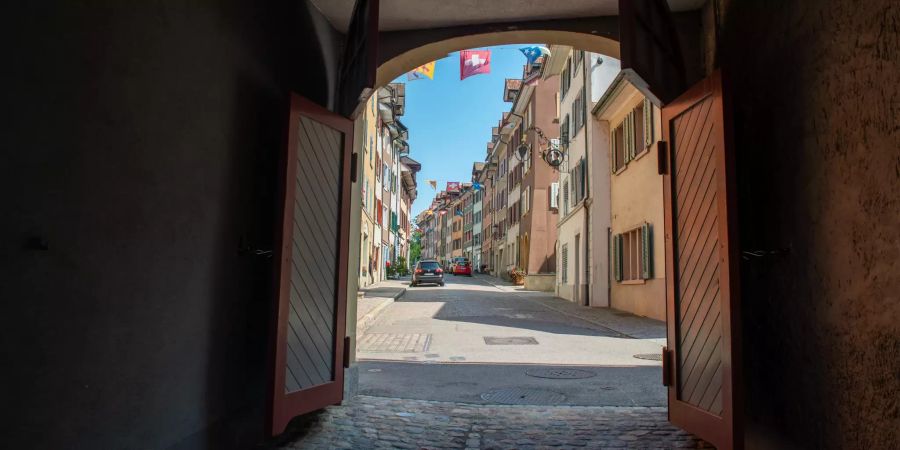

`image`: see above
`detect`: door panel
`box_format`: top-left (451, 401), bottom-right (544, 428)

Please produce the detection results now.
top-left (270, 94), bottom-right (352, 435)
top-left (662, 71), bottom-right (741, 449)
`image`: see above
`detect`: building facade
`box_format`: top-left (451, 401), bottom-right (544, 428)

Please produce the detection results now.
top-left (593, 76), bottom-right (665, 321)
top-left (544, 47), bottom-right (620, 305)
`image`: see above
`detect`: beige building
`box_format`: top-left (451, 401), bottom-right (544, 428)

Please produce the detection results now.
top-left (358, 95), bottom-right (379, 287)
top-left (593, 74), bottom-right (666, 321)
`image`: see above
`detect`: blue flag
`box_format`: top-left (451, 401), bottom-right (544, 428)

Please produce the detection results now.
top-left (472, 182), bottom-right (483, 191)
top-left (519, 46), bottom-right (551, 65)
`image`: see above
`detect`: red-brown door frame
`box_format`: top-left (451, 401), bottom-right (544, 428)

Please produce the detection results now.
top-left (661, 70), bottom-right (743, 449)
top-left (268, 94), bottom-right (353, 435)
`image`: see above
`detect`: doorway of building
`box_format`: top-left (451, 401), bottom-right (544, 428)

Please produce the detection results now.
top-left (270, 3), bottom-right (741, 448)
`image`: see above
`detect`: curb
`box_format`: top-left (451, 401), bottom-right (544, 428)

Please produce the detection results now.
top-left (357, 287), bottom-right (406, 338)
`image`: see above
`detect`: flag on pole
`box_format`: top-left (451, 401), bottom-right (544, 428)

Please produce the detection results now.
top-left (407, 61), bottom-right (436, 81)
top-left (455, 208), bottom-right (463, 217)
top-left (460, 49), bottom-right (491, 80)
top-left (519, 46), bottom-right (551, 65)
top-left (472, 181), bottom-right (483, 191)
top-left (427, 179), bottom-right (437, 189)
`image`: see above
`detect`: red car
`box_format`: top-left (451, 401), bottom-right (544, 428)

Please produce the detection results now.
top-left (451, 257), bottom-right (473, 276)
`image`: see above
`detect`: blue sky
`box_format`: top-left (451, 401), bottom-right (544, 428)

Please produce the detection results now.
top-left (398, 45), bottom-right (536, 218)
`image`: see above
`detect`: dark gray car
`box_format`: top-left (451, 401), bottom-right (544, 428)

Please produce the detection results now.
top-left (411, 260), bottom-right (444, 287)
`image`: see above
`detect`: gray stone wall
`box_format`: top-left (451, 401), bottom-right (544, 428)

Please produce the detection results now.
top-left (722, 0), bottom-right (899, 447)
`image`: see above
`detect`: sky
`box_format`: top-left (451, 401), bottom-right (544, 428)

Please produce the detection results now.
top-left (398, 45), bottom-right (538, 219)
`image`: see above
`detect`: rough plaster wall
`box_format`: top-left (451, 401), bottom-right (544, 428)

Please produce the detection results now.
top-left (0, 1), bottom-right (342, 449)
top-left (722, 0), bottom-right (899, 448)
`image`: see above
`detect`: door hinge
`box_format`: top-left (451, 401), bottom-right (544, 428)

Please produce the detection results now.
top-left (657, 141), bottom-right (668, 175)
top-left (662, 347), bottom-right (673, 386)
top-left (343, 336), bottom-right (351, 368)
top-left (350, 153), bottom-right (359, 183)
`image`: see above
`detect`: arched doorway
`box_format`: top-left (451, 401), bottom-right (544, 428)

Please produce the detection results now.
top-left (272, 5), bottom-right (741, 448)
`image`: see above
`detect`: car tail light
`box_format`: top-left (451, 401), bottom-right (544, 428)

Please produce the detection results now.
top-left (435, 268), bottom-right (443, 274)
top-left (415, 269), bottom-right (423, 274)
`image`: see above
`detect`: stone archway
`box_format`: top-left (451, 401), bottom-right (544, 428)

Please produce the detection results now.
top-left (376, 30), bottom-right (621, 88)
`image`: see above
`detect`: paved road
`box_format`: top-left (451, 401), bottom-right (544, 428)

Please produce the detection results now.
top-left (357, 275), bottom-right (668, 407)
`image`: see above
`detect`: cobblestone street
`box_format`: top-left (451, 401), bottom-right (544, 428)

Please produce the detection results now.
top-left (273, 276), bottom-right (709, 449)
top-left (275, 395), bottom-right (709, 449)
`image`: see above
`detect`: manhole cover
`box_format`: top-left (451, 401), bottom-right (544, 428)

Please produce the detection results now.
top-left (481, 388), bottom-right (566, 405)
top-left (633, 353), bottom-right (663, 361)
top-left (483, 336), bottom-right (539, 345)
top-left (525, 368), bottom-right (596, 379)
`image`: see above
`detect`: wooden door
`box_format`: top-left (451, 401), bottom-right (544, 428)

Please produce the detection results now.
top-left (269, 94), bottom-right (353, 435)
top-left (661, 71), bottom-right (742, 449)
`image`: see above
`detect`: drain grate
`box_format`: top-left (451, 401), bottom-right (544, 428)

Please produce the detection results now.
top-left (633, 353), bottom-right (663, 361)
top-left (525, 367), bottom-right (596, 379)
top-left (483, 336), bottom-right (539, 345)
top-left (481, 388), bottom-right (566, 405)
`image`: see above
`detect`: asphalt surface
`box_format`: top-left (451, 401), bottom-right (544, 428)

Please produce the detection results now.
top-left (357, 275), bottom-right (667, 407)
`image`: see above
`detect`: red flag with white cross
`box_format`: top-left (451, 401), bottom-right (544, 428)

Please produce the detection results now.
top-left (459, 49), bottom-right (491, 80)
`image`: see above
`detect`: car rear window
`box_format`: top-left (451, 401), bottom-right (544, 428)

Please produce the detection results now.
top-left (419, 262), bottom-right (440, 270)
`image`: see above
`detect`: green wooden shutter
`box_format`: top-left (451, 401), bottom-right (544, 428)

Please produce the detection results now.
top-left (613, 234), bottom-right (623, 282)
top-left (643, 98), bottom-right (654, 148)
top-left (623, 114), bottom-right (632, 164)
top-left (629, 111), bottom-right (637, 160)
top-left (625, 111), bottom-right (637, 163)
top-left (641, 223), bottom-right (652, 279)
top-left (610, 126), bottom-right (617, 173)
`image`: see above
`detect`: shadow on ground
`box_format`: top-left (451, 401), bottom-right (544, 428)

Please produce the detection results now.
top-left (357, 360), bottom-right (666, 407)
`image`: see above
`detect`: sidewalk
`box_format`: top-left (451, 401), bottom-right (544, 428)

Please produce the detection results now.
top-left (474, 273), bottom-right (667, 342)
top-left (357, 278), bottom-right (408, 337)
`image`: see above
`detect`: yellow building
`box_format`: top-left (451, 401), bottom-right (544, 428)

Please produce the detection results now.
top-left (593, 75), bottom-right (666, 321)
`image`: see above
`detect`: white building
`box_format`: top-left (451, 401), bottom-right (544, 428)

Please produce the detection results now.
top-left (544, 46), bottom-right (620, 305)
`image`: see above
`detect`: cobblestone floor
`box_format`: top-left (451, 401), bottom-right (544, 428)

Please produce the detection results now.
top-left (275, 395), bottom-right (711, 449)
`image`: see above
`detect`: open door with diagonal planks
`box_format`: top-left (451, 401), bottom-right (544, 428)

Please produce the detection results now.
top-left (269, 94), bottom-right (353, 435)
top-left (660, 70), bottom-right (742, 449)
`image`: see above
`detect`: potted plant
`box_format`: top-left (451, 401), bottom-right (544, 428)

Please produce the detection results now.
top-left (509, 267), bottom-right (526, 285)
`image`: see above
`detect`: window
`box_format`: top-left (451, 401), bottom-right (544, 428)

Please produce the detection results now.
top-left (561, 244), bottom-right (569, 284)
top-left (571, 87), bottom-right (586, 136)
top-left (611, 100), bottom-right (655, 174)
top-left (560, 114), bottom-right (570, 149)
top-left (643, 98), bottom-right (655, 148)
top-left (522, 188), bottom-right (529, 216)
top-left (554, 92), bottom-right (560, 120)
top-left (574, 50), bottom-right (584, 69)
top-left (562, 180), bottom-right (570, 214)
top-left (613, 223), bottom-right (654, 282)
top-left (611, 122), bottom-right (626, 173)
top-left (375, 153), bottom-right (381, 180)
top-left (569, 158), bottom-right (586, 203)
top-left (376, 199), bottom-right (383, 224)
top-left (550, 182), bottom-right (559, 209)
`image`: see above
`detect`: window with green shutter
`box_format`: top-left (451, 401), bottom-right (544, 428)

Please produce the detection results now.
top-left (614, 223), bottom-right (653, 282)
top-left (643, 98), bottom-right (654, 148)
top-left (611, 123), bottom-right (625, 173)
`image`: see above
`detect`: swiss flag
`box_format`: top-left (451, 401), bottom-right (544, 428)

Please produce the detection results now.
top-left (460, 49), bottom-right (491, 80)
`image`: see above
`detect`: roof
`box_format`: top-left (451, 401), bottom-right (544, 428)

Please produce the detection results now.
top-left (503, 79), bottom-right (523, 102)
top-left (400, 155), bottom-right (421, 171)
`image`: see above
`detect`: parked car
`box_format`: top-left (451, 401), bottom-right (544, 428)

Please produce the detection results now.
top-left (450, 257), bottom-right (472, 276)
top-left (411, 260), bottom-right (444, 287)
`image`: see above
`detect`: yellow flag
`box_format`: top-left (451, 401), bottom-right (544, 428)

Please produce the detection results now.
top-left (412, 61), bottom-right (435, 79)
